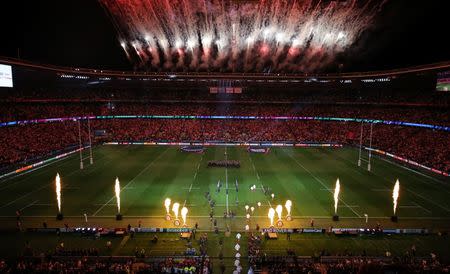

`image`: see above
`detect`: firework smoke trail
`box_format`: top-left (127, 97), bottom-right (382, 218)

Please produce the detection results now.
top-left (115, 177), bottom-right (121, 214)
top-left (99, 0), bottom-right (385, 72)
top-left (393, 179), bottom-right (400, 215)
top-left (55, 173), bottom-right (61, 213)
top-left (334, 178), bottom-right (340, 214)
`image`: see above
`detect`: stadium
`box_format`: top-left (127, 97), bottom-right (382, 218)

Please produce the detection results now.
top-left (0, 0), bottom-right (449, 273)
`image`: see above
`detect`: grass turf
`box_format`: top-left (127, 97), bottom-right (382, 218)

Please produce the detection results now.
top-left (1, 145), bottom-right (450, 267)
top-left (1, 145), bottom-right (449, 223)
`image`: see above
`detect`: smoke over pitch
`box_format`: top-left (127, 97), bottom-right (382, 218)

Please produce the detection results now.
top-left (100, 0), bottom-right (384, 73)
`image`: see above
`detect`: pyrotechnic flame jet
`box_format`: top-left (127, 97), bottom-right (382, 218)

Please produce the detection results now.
top-left (164, 198), bottom-right (171, 215)
top-left (115, 177), bottom-right (121, 213)
top-left (393, 179), bottom-right (400, 215)
top-left (55, 173), bottom-right (61, 213)
top-left (172, 202), bottom-right (180, 219)
top-left (181, 207), bottom-right (188, 225)
top-left (285, 200), bottom-right (292, 216)
top-left (268, 208), bottom-right (275, 227)
top-left (334, 179), bottom-right (340, 214)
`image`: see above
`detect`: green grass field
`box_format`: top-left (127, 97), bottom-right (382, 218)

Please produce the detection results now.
top-left (1, 145), bottom-right (449, 229)
top-left (1, 145), bottom-right (450, 267)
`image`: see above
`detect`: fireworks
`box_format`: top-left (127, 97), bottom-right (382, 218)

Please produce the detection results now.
top-left (115, 177), bottom-right (121, 214)
top-left (334, 178), bottom-right (341, 214)
top-left (55, 173), bottom-right (61, 213)
top-left (99, 0), bottom-right (384, 72)
top-left (393, 179), bottom-right (400, 215)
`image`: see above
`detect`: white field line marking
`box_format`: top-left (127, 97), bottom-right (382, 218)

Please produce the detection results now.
top-left (285, 150), bottom-right (362, 218)
top-left (92, 148), bottom-right (169, 216)
top-left (0, 181), bottom-right (63, 209)
top-left (373, 169), bottom-right (450, 213)
top-left (248, 153), bottom-right (272, 208)
top-left (183, 154), bottom-right (204, 207)
top-left (20, 200), bottom-right (39, 211)
top-left (33, 203), bottom-right (54, 206)
top-left (0, 154), bottom-right (111, 208)
top-left (0, 149), bottom-right (107, 189)
top-left (0, 152), bottom-right (77, 185)
top-left (93, 204), bottom-right (118, 206)
top-left (404, 188), bottom-right (450, 212)
top-left (378, 156), bottom-right (447, 185)
top-left (413, 202), bottom-right (432, 214)
top-left (361, 157), bottom-right (450, 213)
top-left (319, 188), bottom-right (333, 191)
top-left (370, 188), bottom-right (391, 191)
top-left (398, 204), bottom-right (432, 214)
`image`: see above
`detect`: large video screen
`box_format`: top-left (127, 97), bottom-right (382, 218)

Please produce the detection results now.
top-left (0, 64), bottom-right (13, 88)
top-left (436, 71), bottom-right (450, 91)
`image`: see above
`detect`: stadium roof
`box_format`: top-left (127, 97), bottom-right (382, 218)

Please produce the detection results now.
top-left (2, 57), bottom-right (450, 81)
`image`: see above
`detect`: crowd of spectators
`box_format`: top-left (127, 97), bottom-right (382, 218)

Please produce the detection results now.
top-left (248, 233), bottom-right (262, 267)
top-left (257, 256), bottom-right (450, 274)
top-left (4, 84), bottom-right (450, 105)
top-left (0, 102), bottom-right (448, 126)
top-left (0, 256), bottom-right (448, 273)
top-left (0, 101), bottom-right (448, 173)
top-left (0, 257), bottom-right (206, 273)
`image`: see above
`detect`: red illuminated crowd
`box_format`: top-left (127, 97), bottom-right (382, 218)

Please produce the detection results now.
top-left (0, 102), bottom-right (448, 173)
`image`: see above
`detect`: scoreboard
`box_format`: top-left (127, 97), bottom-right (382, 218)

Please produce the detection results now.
top-left (436, 71), bottom-right (450, 91)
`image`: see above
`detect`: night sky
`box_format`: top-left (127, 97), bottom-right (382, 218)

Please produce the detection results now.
top-left (1, 0), bottom-right (449, 73)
